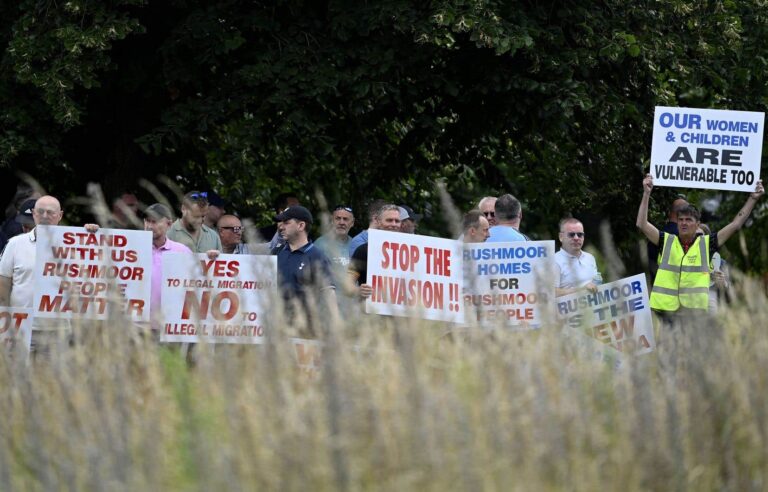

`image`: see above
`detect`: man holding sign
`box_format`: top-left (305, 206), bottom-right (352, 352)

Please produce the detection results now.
top-left (636, 174), bottom-right (763, 316)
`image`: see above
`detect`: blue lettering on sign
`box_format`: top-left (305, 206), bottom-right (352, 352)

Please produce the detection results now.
top-left (464, 246), bottom-right (547, 261)
top-left (476, 262), bottom-right (531, 276)
top-left (705, 119), bottom-right (759, 133)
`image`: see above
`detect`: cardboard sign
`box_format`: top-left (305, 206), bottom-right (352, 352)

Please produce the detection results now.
top-left (557, 274), bottom-right (655, 358)
top-left (33, 226), bottom-right (152, 321)
top-left (651, 106), bottom-right (764, 191)
top-left (292, 338), bottom-right (323, 379)
top-left (463, 241), bottom-right (556, 329)
top-left (161, 253), bottom-right (277, 344)
top-left (0, 307), bottom-right (32, 352)
top-left (366, 230), bottom-right (464, 323)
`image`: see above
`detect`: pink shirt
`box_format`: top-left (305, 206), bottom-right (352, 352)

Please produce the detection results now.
top-left (151, 238), bottom-right (192, 329)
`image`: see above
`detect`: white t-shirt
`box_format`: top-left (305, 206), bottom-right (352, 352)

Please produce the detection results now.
top-left (554, 248), bottom-right (599, 289)
top-left (0, 230), bottom-right (37, 308)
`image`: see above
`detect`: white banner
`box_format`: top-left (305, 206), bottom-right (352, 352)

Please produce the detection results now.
top-left (463, 241), bottom-right (556, 330)
top-left (161, 253), bottom-right (277, 344)
top-left (0, 307), bottom-right (32, 352)
top-left (366, 230), bottom-right (464, 323)
top-left (557, 274), bottom-right (655, 359)
top-left (651, 106), bottom-right (764, 191)
top-left (33, 226), bottom-right (152, 321)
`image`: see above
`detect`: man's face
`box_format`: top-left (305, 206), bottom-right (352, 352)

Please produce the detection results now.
top-left (332, 209), bottom-right (354, 237)
top-left (480, 199), bottom-right (497, 226)
top-left (677, 214), bottom-right (699, 238)
top-left (144, 217), bottom-right (171, 241)
top-left (182, 203), bottom-right (207, 232)
top-left (559, 221), bottom-right (585, 255)
top-left (33, 197), bottom-right (63, 226)
top-left (401, 218), bottom-right (416, 234)
top-left (278, 218), bottom-right (305, 243)
top-left (377, 210), bottom-right (402, 231)
top-left (669, 198), bottom-right (688, 221)
top-left (466, 216), bottom-right (490, 243)
top-left (206, 205), bottom-right (225, 225)
top-left (115, 193), bottom-right (139, 214)
top-left (218, 216), bottom-right (243, 249)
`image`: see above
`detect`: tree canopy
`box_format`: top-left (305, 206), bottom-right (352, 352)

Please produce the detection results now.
top-left (2, 0), bottom-right (768, 272)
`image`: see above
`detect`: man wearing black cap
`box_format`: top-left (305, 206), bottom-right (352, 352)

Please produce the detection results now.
top-left (203, 190), bottom-right (226, 230)
top-left (273, 206), bottom-right (336, 327)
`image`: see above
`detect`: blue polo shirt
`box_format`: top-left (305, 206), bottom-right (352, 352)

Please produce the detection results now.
top-left (276, 241), bottom-right (335, 306)
top-left (487, 225), bottom-right (527, 242)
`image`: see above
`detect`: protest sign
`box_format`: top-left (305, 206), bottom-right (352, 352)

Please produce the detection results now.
top-left (292, 338), bottom-right (323, 379)
top-left (161, 253), bottom-right (277, 343)
top-left (366, 230), bottom-right (464, 323)
top-left (33, 226), bottom-right (151, 321)
top-left (0, 307), bottom-right (32, 352)
top-left (557, 274), bottom-right (655, 358)
top-left (651, 106), bottom-right (764, 192)
top-left (463, 241), bottom-right (555, 329)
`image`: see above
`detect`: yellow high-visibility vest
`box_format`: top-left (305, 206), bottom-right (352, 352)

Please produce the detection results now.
top-left (650, 232), bottom-right (711, 311)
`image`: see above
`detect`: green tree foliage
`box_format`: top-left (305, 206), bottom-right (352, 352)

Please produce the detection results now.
top-left (1, 1), bottom-right (767, 271)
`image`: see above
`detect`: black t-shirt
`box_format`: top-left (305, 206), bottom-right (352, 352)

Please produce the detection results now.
top-left (350, 243), bottom-right (368, 284)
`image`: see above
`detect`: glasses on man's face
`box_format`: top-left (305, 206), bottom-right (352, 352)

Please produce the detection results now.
top-left (34, 208), bottom-right (60, 217)
top-left (220, 226), bottom-right (243, 233)
top-left (565, 232), bottom-right (584, 238)
top-left (483, 211), bottom-right (495, 218)
top-left (333, 205), bottom-right (353, 213)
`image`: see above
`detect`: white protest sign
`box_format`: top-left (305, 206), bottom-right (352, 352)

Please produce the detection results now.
top-left (0, 307), bottom-right (32, 352)
top-left (463, 241), bottom-right (556, 329)
top-left (161, 253), bottom-right (277, 343)
top-left (556, 274), bottom-right (655, 358)
top-left (651, 106), bottom-right (764, 191)
top-left (292, 338), bottom-right (323, 379)
top-left (33, 226), bottom-right (152, 321)
top-left (366, 230), bottom-right (464, 323)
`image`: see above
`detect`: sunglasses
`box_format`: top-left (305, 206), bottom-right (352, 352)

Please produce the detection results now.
top-left (333, 205), bottom-right (353, 213)
top-left (220, 226), bottom-right (243, 233)
top-left (565, 232), bottom-right (585, 238)
top-left (189, 192), bottom-right (208, 200)
top-left (483, 211), bottom-right (495, 218)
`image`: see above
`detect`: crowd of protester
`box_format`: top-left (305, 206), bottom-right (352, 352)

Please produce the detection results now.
top-left (0, 176), bottom-right (764, 353)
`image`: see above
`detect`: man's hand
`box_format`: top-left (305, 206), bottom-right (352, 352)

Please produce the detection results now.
top-left (643, 174), bottom-right (654, 194)
top-left (359, 284), bottom-right (373, 298)
top-left (84, 223), bottom-right (100, 233)
top-left (584, 282), bottom-right (598, 294)
top-left (751, 179), bottom-right (764, 201)
top-left (206, 249), bottom-right (220, 259)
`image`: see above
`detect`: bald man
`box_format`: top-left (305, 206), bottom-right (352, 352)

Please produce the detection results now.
top-left (0, 195), bottom-right (64, 307)
top-left (1, 196), bottom-right (103, 353)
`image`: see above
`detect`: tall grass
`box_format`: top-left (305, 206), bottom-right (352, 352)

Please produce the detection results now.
top-left (1, 274), bottom-right (767, 491)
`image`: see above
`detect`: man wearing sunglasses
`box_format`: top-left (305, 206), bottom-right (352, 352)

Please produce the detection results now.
top-left (217, 215), bottom-right (250, 255)
top-left (478, 196), bottom-right (498, 227)
top-left (554, 218), bottom-right (601, 296)
top-left (167, 191), bottom-right (223, 254)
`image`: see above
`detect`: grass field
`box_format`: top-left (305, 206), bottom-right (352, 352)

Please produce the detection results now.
top-left (1, 273), bottom-right (767, 491)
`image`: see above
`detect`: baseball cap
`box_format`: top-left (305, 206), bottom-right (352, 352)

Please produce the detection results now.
top-left (398, 205), bottom-right (421, 221)
top-left (144, 203), bottom-right (173, 220)
top-left (206, 190), bottom-right (225, 208)
top-left (274, 205), bottom-right (313, 225)
top-left (16, 198), bottom-right (36, 225)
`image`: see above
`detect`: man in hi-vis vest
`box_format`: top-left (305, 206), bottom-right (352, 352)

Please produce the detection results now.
top-left (636, 174), bottom-right (764, 319)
